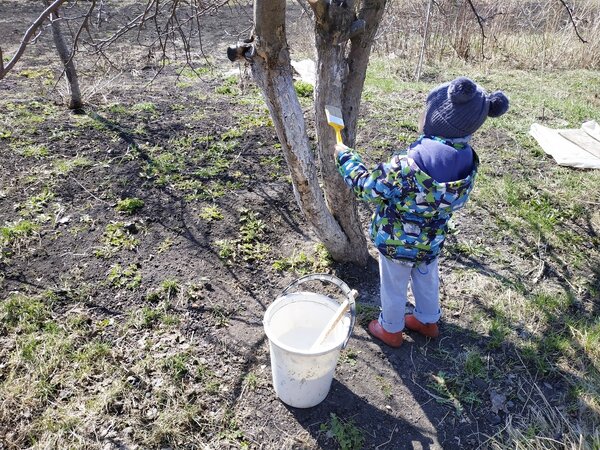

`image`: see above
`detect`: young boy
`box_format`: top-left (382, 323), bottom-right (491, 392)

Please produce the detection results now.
top-left (335, 77), bottom-right (509, 348)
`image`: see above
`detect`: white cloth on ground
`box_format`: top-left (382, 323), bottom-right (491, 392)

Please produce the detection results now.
top-left (530, 120), bottom-right (600, 169)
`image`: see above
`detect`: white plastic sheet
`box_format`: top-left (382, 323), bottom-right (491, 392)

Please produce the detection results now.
top-left (530, 120), bottom-right (600, 169)
top-left (291, 59), bottom-right (316, 86)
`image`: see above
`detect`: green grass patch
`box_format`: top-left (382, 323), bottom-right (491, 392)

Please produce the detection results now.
top-left (145, 279), bottom-right (181, 304)
top-left (199, 205), bottom-right (224, 222)
top-left (20, 144), bottom-right (49, 158)
top-left (355, 303), bottom-right (380, 326)
top-left (0, 289), bottom-right (229, 449)
top-left (18, 68), bottom-right (53, 79)
top-left (116, 197), bottom-right (145, 214)
top-left (132, 102), bottom-right (158, 114)
top-left (428, 370), bottom-right (481, 414)
top-left (294, 80), bottom-right (314, 98)
top-left (376, 375), bottom-right (393, 399)
top-left (94, 222), bottom-right (140, 259)
top-left (177, 66), bottom-right (211, 79)
top-left (1, 220), bottom-right (40, 260)
top-left (162, 352), bottom-right (191, 381)
top-left (339, 349), bottom-right (359, 367)
top-left (156, 237), bottom-right (174, 254)
top-left (216, 209), bottom-right (270, 264)
top-left (272, 243), bottom-right (333, 275)
top-left (1, 293), bottom-right (51, 333)
top-left (215, 76), bottom-right (239, 96)
top-left (487, 316), bottom-right (510, 350)
top-left (107, 263), bottom-right (142, 289)
top-left (18, 188), bottom-right (54, 218)
top-left (463, 349), bottom-right (486, 378)
top-left (129, 306), bottom-right (178, 329)
top-left (52, 157), bottom-right (92, 176)
top-left (320, 413), bottom-right (364, 450)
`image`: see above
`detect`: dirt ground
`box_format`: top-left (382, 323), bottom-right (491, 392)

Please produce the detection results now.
top-left (1, 2), bottom-right (599, 450)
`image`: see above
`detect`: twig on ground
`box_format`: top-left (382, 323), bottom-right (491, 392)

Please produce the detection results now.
top-left (69, 176), bottom-right (110, 205)
top-left (410, 374), bottom-right (450, 404)
top-left (375, 424), bottom-right (398, 449)
top-left (437, 409), bottom-right (451, 427)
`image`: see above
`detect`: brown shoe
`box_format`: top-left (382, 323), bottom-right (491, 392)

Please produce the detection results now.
top-left (404, 314), bottom-right (439, 338)
top-left (368, 320), bottom-right (403, 348)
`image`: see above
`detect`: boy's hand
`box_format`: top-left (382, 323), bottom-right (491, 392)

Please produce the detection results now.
top-left (334, 143), bottom-right (349, 157)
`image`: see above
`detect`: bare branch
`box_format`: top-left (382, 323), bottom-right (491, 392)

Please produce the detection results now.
top-left (0, 0), bottom-right (68, 79)
top-left (3, 0), bottom-right (230, 83)
top-left (68, 0), bottom-right (97, 63)
top-left (557, 0), bottom-right (588, 43)
top-left (464, 0), bottom-right (487, 59)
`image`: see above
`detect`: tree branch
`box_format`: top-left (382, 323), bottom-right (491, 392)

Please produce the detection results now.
top-left (0, 0), bottom-right (68, 79)
top-left (464, 0), bottom-right (487, 59)
top-left (557, 0), bottom-right (588, 43)
top-left (67, 0), bottom-right (97, 65)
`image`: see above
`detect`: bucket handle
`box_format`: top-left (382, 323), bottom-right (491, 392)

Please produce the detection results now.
top-left (281, 273), bottom-right (357, 349)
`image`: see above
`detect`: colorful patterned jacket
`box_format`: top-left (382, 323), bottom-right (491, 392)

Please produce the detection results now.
top-left (336, 136), bottom-right (479, 265)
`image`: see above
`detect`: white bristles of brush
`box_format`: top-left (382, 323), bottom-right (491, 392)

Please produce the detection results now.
top-left (325, 105), bottom-right (344, 127)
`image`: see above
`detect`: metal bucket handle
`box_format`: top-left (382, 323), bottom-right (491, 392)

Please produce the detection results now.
top-left (281, 273), bottom-right (357, 349)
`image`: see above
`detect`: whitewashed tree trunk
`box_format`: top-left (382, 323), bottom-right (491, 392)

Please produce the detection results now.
top-left (228, 0), bottom-right (386, 265)
top-left (47, 5), bottom-right (83, 110)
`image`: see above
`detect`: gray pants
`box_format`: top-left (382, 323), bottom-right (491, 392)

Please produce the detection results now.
top-left (378, 254), bottom-right (441, 333)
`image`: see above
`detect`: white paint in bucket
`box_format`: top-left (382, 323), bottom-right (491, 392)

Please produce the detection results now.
top-left (263, 291), bottom-right (352, 408)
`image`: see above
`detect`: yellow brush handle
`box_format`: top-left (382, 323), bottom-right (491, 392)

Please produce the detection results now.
top-left (335, 128), bottom-right (343, 145)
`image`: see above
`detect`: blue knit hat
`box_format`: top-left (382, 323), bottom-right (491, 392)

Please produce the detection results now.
top-left (422, 77), bottom-right (509, 138)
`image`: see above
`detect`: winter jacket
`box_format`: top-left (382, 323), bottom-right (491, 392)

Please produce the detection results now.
top-left (336, 136), bottom-right (478, 265)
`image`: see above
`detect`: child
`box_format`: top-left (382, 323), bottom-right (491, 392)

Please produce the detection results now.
top-left (335, 77), bottom-right (509, 348)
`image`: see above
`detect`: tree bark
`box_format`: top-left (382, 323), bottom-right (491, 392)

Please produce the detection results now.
top-left (229, 0), bottom-right (388, 265)
top-left (313, 1), bottom-right (370, 266)
top-left (48, 7), bottom-right (83, 110)
top-left (251, 0), bottom-right (362, 263)
top-left (313, 0), bottom-right (387, 265)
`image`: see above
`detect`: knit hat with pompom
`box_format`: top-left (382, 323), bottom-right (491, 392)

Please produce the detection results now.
top-left (422, 77), bottom-right (509, 138)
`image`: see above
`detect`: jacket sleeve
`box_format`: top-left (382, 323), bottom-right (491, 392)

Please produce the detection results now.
top-left (335, 148), bottom-right (402, 203)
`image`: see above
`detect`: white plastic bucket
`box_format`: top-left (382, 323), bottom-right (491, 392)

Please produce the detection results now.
top-left (263, 274), bottom-right (356, 408)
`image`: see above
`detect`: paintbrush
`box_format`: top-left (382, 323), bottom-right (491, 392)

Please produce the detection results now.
top-left (325, 105), bottom-right (344, 145)
top-left (309, 289), bottom-right (357, 351)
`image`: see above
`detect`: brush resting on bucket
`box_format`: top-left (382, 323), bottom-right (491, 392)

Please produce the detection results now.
top-left (310, 289), bottom-right (358, 351)
top-left (263, 274), bottom-right (357, 408)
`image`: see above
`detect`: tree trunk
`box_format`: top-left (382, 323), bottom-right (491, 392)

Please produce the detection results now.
top-left (312, 0), bottom-right (387, 267)
top-left (48, 7), bottom-right (83, 110)
top-left (251, 0), bottom-right (372, 264)
top-left (228, 0), bottom-right (387, 265)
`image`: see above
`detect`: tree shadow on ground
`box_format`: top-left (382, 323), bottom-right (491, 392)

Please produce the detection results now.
top-left (79, 109), bottom-right (599, 448)
top-left (361, 315), bottom-right (599, 449)
top-left (287, 379), bottom-right (439, 450)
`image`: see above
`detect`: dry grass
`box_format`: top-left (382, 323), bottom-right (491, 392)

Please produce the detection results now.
top-left (373, 0), bottom-right (600, 71)
top-left (486, 363), bottom-right (600, 450)
top-left (0, 292), bottom-right (248, 449)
